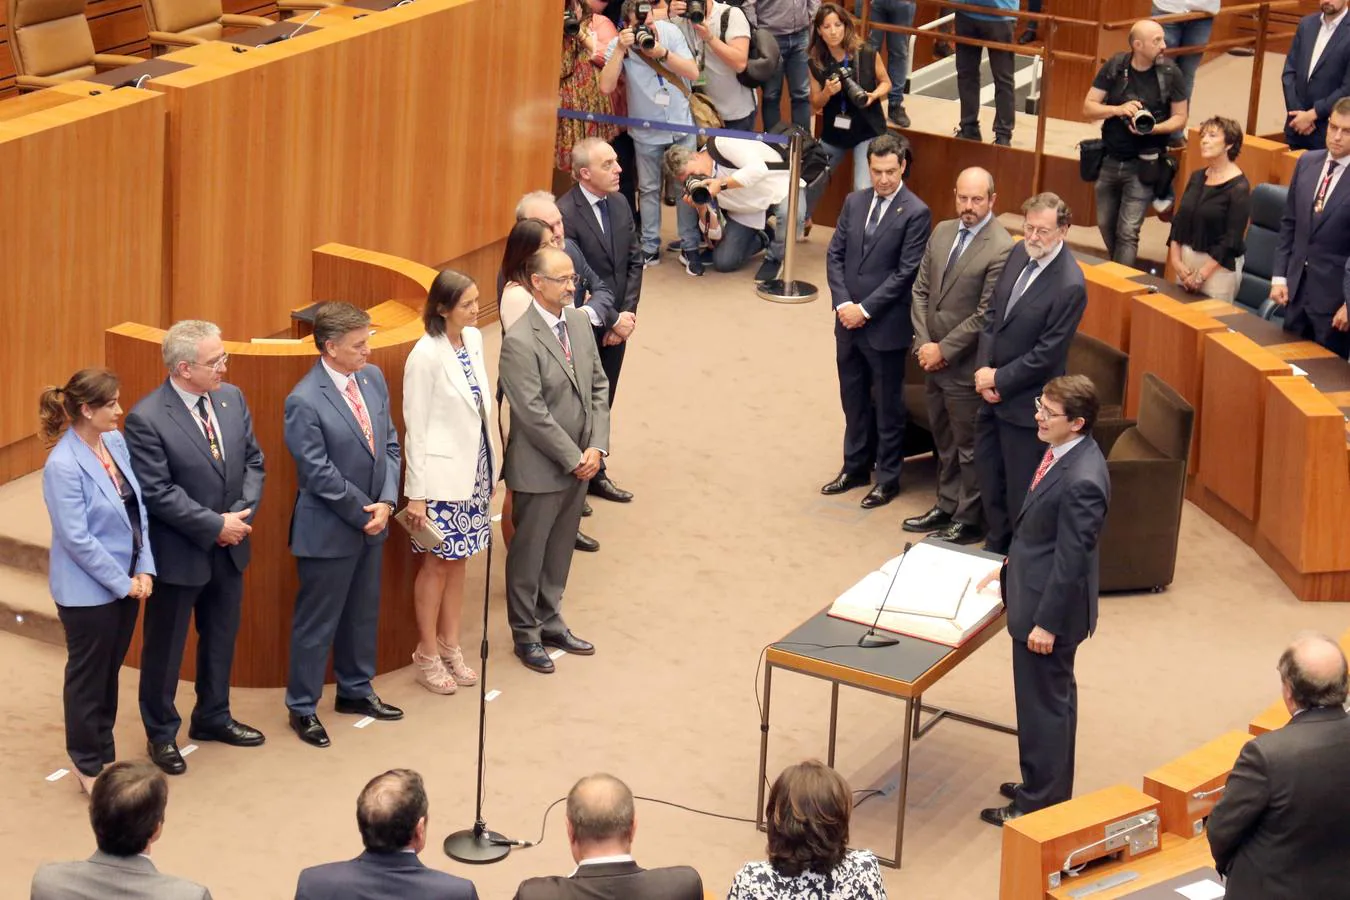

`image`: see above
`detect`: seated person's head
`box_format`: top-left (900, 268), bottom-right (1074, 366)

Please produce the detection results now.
top-left (357, 769), bottom-right (429, 854)
top-left (565, 773), bottom-right (636, 862)
top-left (90, 762), bottom-right (168, 857)
top-left (1279, 633), bottom-right (1350, 715)
top-left (764, 760), bottom-right (851, 878)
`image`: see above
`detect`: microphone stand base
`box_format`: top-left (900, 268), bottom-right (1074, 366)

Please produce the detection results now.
top-left (444, 828), bottom-right (512, 864)
top-left (858, 631), bottom-right (900, 648)
top-left (757, 279), bottom-right (819, 304)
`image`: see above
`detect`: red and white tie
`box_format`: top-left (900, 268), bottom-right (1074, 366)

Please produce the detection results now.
top-left (344, 378), bottom-right (375, 453)
top-left (1029, 448), bottom-right (1055, 491)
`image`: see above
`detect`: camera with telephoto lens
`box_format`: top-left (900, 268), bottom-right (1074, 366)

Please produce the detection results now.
top-left (633, 22), bottom-right (657, 49)
top-left (832, 64), bottom-right (871, 109)
top-left (563, 8), bottom-right (580, 36)
top-left (684, 175), bottom-right (712, 205)
top-left (686, 0), bottom-right (707, 23)
top-left (1130, 106), bottom-right (1156, 134)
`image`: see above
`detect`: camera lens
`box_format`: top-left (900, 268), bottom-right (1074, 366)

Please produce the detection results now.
top-left (835, 66), bottom-right (870, 108)
top-left (688, 0), bottom-right (706, 23)
top-left (563, 11), bottom-right (580, 36)
top-left (684, 175), bottom-right (711, 205)
top-left (635, 25), bottom-right (656, 49)
top-left (1131, 108), bottom-right (1155, 134)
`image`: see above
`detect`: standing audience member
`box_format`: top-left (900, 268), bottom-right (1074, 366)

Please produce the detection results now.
top-left (856, 0), bottom-right (914, 127)
top-left (728, 760), bottom-right (887, 899)
top-left (668, 0), bottom-right (759, 132)
top-left (1271, 96), bottom-right (1350, 358)
top-left (904, 167), bottom-right (1014, 545)
top-left (125, 320), bottom-right (266, 779)
top-left (513, 774), bottom-right (704, 900)
top-left (757, 0), bottom-right (819, 132)
top-left (821, 133), bottom-right (930, 510)
top-left (295, 770), bottom-right (479, 900)
top-left (499, 248), bottom-right (611, 675)
top-left (283, 303), bottom-right (403, 748)
top-left (974, 193), bottom-right (1087, 555)
top-left (1207, 634), bottom-right (1350, 900)
top-left (401, 271), bottom-right (496, 695)
top-left (1082, 20), bottom-right (1188, 267)
top-left (1167, 116), bottom-right (1251, 302)
top-left (599, 0), bottom-right (703, 271)
top-left (954, 0), bottom-right (1017, 145)
top-left (977, 375), bottom-right (1110, 826)
top-left (31, 762), bottom-right (209, 900)
top-left (1150, 0), bottom-right (1218, 102)
top-left (40, 369), bottom-right (155, 796)
top-left (558, 0), bottom-right (620, 182)
top-left (1282, 0), bottom-right (1350, 151)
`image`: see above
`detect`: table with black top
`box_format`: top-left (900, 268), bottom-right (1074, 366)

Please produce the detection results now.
top-left (756, 544), bottom-right (1016, 869)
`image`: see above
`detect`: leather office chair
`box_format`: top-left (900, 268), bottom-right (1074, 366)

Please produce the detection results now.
top-left (142, 0), bottom-right (272, 52)
top-left (1234, 183), bottom-right (1287, 322)
top-left (5, 0), bottom-right (141, 93)
top-left (1094, 373), bottom-right (1194, 593)
top-left (1068, 332), bottom-right (1128, 422)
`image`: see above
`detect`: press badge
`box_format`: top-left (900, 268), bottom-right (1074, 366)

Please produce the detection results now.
top-left (834, 114), bottom-right (852, 129)
top-left (654, 88), bottom-right (672, 107)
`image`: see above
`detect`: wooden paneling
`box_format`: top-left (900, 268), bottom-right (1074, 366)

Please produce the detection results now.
top-left (1082, 263), bottom-right (1150, 353)
top-left (1142, 731), bottom-right (1252, 839)
top-left (440, 238), bottom-right (508, 327)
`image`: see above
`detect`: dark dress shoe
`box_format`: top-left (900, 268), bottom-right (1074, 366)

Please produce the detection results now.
top-left (999, 782), bottom-right (1021, 801)
top-left (582, 501), bottom-right (593, 517)
top-left (902, 506), bottom-right (953, 533)
top-left (984, 540), bottom-right (1010, 555)
top-left (188, 719), bottom-right (265, 747)
top-left (542, 630), bottom-right (595, 656)
top-left (820, 470), bottom-right (870, 495)
top-left (575, 531), bottom-right (600, 553)
top-left (992, 135), bottom-right (1012, 147)
top-left (335, 693), bottom-right (404, 720)
top-left (515, 642), bottom-right (556, 674)
top-left (289, 713), bottom-right (331, 748)
top-left (933, 522), bottom-right (985, 545)
top-left (147, 741), bottom-right (186, 775)
top-left (588, 475), bottom-right (633, 503)
top-left (1018, 28), bottom-right (1038, 44)
top-left (980, 802), bottom-right (1024, 827)
top-left (860, 483), bottom-right (900, 509)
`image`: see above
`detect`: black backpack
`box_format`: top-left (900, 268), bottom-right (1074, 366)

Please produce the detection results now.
top-left (707, 126), bottom-right (831, 188)
top-left (719, 6), bottom-right (781, 90)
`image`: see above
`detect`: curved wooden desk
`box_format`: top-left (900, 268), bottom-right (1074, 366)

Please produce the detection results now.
top-left (106, 243), bottom-right (434, 687)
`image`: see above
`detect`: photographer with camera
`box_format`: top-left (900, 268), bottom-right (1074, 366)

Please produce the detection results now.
top-left (559, 1), bottom-right (620, 179)
top-left (667, 0), bottom-right (758, 132)
top-left (661, 138), bottom-right (801, 282)
top-left (600, 0), bottom-right (706, 275)
top-left (1082, 19), bottom-right (1188, 267)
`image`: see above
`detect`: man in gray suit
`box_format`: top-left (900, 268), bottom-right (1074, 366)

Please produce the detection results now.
top-left (283, 303), bottom-right (403, 748)
top-left (904, 168), bottom-right (1014, 545)
top-left (125, 320), bottom-right (266, 778)
top-left (31, 761), bottom-right (211, 899)
top-left (513, 774), bottom-right (702, 900)
top-left (500, 247), bottom-right (611, 674)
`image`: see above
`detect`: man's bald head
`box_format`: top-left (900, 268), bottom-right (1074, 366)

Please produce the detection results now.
top-left (1129, 19), bottom-right (1163, 46)
top-left (956, 167), bottom-right (996, 198)
top-left (954, 167), bottom-right (997, 225)
top-left (1279, 633), bottom-right (1349, 711)
top-left (566, 774), bottom-right (635, 847)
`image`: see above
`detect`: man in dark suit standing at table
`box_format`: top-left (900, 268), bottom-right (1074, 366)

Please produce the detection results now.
top-left (513, 773), bottom-right (703, 900)
top-left (283, 302), bottom-right (404, 748)
top-left (1282, 0), bottom-right (1350, 150)
top-left (821, 133), bottom-right (931, 510)
top-left (1272, 97), bottom-right (1350, 358)
top-left (973, 192), bottom-right (1087, 555)
top-left (904, 167), bottom-right (1014, 545)
top-left (978, 375), bottom-right (1110, 826)
top-left (124, 320), bottom-right (265, 777)
top-left (1207, 634), bottom-right (1350, 899)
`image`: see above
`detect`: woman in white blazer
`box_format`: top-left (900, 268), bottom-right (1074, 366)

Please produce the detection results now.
top-left (403, 270), bottom-right (499, 694)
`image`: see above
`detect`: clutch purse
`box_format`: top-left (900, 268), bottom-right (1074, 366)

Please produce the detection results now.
top-left (394, 506), bottom-right (447, 551)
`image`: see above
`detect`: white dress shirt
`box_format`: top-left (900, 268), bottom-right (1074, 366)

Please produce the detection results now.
top-left (709, 137), bottom-right (794, 230)
top-left (1047, 435), bottom-right (1085, 471)
top-left (1014, 235), bottom-right (1065, 296)
top-left (1271, 150), bottom-right (1350, 286)
top-left (169, 379), bottom-right (225, 460)
top-left (1311, 8), bottom-right (1348, 74)
top-left (945, 210), bottom-right (993, 266)
top-left (321, 358), bottom-right (370, 421)
top-left (579, 183), bottom-right (609, 235)
top-left (569, 853), bottom-right (635, 877)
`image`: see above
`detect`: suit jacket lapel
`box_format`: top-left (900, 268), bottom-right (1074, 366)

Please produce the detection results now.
top-left (68, 432), bottom-right (131, 530)
top-left (161, 382), bottom-right (225, 478)
top-left (530, 306), bottom-right (581, 394)
top-left (1016, 439), bottom-right (1089, 523)
top-left (1313, 156), bottom-right (1349, 230)
top-left (999, 245), bottom-right (1056, 329)
top-left (316, 364), bottom-right (376, 457)
top-left (860, 187), bottom-right (906, 262)
top-left (1310, 19), bottom-right (1348, 78)
top-left (937, 221), bottom-right (987, 304)
top-left (572, 189), bottom-right (618, 266)
top-left (436, 336), bottom-right (479, 411)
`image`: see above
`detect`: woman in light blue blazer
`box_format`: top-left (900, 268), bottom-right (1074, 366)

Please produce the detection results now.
top-left (40, 368), bottom-right (155, 794)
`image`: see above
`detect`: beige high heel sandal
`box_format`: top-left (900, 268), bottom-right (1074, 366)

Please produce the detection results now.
top-left (437, 639), bottom-right (479, 686)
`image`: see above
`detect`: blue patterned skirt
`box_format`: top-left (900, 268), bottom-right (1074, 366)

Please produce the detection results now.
top-left (412, 428), bottom-right (492, 560)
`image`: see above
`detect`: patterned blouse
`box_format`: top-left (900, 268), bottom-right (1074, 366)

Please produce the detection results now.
top-left (727, 850), bottom-right (887, 900)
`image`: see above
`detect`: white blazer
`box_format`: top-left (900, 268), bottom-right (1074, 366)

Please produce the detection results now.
top-left (403, 328), bottom-right (498, 502)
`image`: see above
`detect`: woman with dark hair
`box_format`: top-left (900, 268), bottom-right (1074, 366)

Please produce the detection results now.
top-left (40, 368), bottom-right (156, 794)
top-left (401, 269), bottom-right (497, 694)
top-left (499, 218), bottom-right (560, 331)
top-left (1167, 115), bottom-right (1251, 303)
top-left (729, 760), bottom-right (887, 899)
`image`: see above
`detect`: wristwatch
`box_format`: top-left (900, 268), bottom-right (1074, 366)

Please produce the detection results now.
top-left (382, 500), bottom-right (397, 514)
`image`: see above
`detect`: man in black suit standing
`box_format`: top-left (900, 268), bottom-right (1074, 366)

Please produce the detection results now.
top-left (1207, 634), bottom-right (1350, 899)
top-left (296, 769), bottom-right (479, 900)
top-left (1282, 0), bottom-right (1350, 150)
top-left (513, 773), bottom-right (703, 900)
top-left (1272, 97), bottom-right (1350, 358)
top-left (821, 133), bottom-right (932, 510)
top-left (124, 320), bottom-right (266, 777)
top-left (977, 375), bottom-right (1110, 826)
top-left (974, 193), bottom-right (1088, 555)
top-left (558, 138), bottom-right (641, 505)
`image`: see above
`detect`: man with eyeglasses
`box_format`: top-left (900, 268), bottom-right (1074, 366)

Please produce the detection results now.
top-left (124, 320), bottom-right (267, 775)
top-left (976, 374), bottom-right (1110, 826)
top-left (972, 192), bottom-right (1087, 557)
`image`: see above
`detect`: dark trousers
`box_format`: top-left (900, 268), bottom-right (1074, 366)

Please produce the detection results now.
top-left (594, 326), bottom-right (628, 477)
top-left (975, 407), bottom-right (1043, 553)
top-left (1286, 283), bottom-right (1350, 358)
top-left (1094, 157), bottom-right (1153, 269)
top-left (838, 336), bottom-right (910, 487)
top-left (58, 597), bottom-right (140, 776)
top-left (284, 545), bottom-right (383, 716)
top-left (1011, 636), bottom-right (1079, 812)
top-left (506, 481), bottom-right (587, 645)
top-left (955, 14), bottom-right (1015, 140)
top-left (138, 549), bottom-right (243, 742)
top-left (926, 372), bottom-right (984, 526)
top-left (612, 131), bottom-right (639, 218)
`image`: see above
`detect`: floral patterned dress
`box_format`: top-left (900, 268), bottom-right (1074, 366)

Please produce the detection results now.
top-left (556, 22), bottom-right (620, 172)
top-left (726, 850), bottom-right (887, 900)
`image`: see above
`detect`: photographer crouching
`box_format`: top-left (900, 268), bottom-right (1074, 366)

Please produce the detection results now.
top-left (662, 137), bottom-right (804, 283)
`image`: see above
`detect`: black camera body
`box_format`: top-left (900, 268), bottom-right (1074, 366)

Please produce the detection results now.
top-left (563, 9), bottom-right (581, 36)
top-left (687, 0), bottom-right (707, 23)
top-left (684, 175), bottom-right (712, 205)
top-left (633, 23), bottom-right (657, 49)
top-left (831, 64), bottom-right (870, 109)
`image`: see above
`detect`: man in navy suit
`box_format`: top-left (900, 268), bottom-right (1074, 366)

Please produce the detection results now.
top-left (283, 303), bottom-right (404, 748)
top-left (124, 320), bottom-right (266, 777)
top-left (1283, 0), bottom-right (1350, 150)
top-left (295, 769), bottom-right (478, 900)
top-left (821, 133), bottom-right (932, 510)
top-left (977, 375), bottom-right (1110, 826)
top-left (1272, 97), bottom-right (1350, 358)
top-left (973, 193), bottom-right (1088, 555)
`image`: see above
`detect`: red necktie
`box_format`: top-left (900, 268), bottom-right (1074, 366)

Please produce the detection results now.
top-left (343, 378), bottom-right (375, 453)
top-left (1315, 160), bottom-right (1340, 214)
top-left (1029, 448), bottom-right (1055, 491)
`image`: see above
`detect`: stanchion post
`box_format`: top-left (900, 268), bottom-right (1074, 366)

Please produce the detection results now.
top-left (757, 131), bottom-right (819, 304)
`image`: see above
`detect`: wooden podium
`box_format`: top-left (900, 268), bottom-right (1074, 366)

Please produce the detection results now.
top-left (1142, 731), bottom-right (1252, 839)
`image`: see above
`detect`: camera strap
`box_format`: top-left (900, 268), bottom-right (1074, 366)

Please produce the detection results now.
top-left (636, 52), bottom-right (692, 100)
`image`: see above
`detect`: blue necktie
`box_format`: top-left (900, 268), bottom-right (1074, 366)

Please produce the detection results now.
top-left (864, 197), bottom-right (884, 243)
top-left (1006, 259), bottom-right (1039, 314)
top-left (942, 227), bottom-right (971, 288)
top-left (595, 198), bottom-right (610, 234)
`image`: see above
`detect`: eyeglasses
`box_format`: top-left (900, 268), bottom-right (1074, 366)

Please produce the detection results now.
top-left (1034, 396), bottom-right (1068, 419)
top-left (1024, 225), bottom-right (1061, 239)
top-left (191, 353), bottom-right (229, 373)
top-left (538, 274), bottom-right (578, 287)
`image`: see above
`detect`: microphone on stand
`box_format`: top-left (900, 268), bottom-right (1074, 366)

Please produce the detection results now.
top-left (858, 541), bottom-right (911, 648)
top-left (257, 9), bottom-right (322, 46)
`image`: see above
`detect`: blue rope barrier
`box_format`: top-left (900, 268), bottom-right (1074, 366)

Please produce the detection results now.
top-left (557, 107), bottom-right (790, 144)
